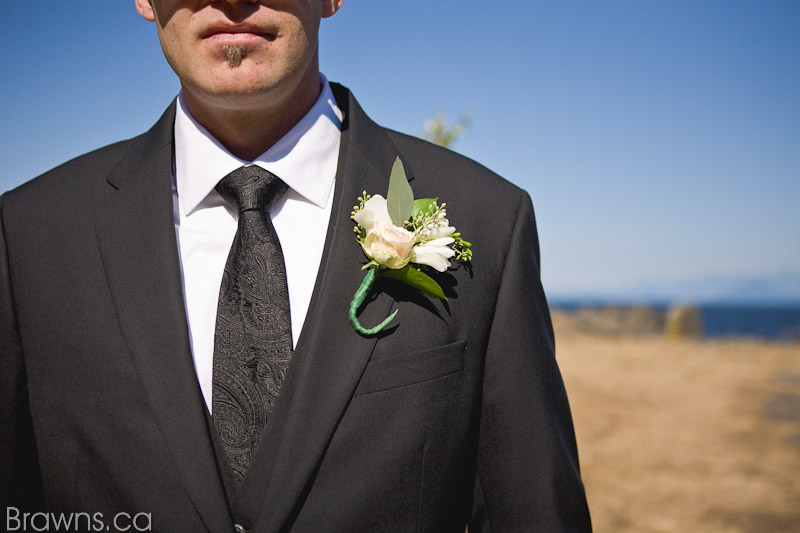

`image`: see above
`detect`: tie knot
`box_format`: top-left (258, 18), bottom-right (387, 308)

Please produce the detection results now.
top-left (216, 166), bottom-right (288, 214)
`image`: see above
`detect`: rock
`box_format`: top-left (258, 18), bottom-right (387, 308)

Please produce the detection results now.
top-left (552, 305), bottom-right (665, 336)
top-left (665, 304), bottom-right (705, 339)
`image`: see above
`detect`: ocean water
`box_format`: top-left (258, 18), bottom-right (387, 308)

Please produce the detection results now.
top-left (701, 306), bottom-right (800, 341)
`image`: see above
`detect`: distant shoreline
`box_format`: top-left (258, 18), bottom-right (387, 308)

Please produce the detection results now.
top-left (550, 303), bottom-right (800, 342)
top-left (550, 299), bottom-right (800, 309)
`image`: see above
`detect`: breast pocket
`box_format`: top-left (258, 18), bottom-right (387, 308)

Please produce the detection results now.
top-left (353, 339), bottom-right (467, 397)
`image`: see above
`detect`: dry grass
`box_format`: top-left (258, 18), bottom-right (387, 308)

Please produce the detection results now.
top-left (557, 333), bottom-right (800, 533)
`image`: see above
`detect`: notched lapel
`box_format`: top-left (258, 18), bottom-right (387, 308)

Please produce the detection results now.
top-left (92, 104), bottom-right (232, 532)
top-left (237, 86), bottom-right (411, 531)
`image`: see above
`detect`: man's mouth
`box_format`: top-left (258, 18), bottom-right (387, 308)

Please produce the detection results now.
top-left (203, 23), bottom-right (276, 44)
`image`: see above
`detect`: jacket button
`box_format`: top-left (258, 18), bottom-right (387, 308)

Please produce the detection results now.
top-left (234, 525), bottom-right (246, 533)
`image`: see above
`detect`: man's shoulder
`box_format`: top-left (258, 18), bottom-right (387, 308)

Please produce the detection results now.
top-left (9, 137), bottom-right (137, 194)
top-left (4, 102), bottom-right (176, 208)
top-left (5, 137), bottom-right (139, 204)
top-left (333, 83), bottom-right (527, 207)
top-left (383, 128), bottom-right (529, 208)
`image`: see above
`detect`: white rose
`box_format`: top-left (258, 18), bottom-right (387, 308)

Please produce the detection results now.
top-left (362, 227), bottom-right (415, 269)
top-left (410, 237), bottom-right (455, 272)
top-left (355, 195), bottom-right (415, 269)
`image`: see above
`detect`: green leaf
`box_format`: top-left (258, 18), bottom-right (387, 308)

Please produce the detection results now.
top-left (412, 197), bottom-right (438, 217)
top-left (379, 266), bottom-right (447, 300)
top-left (386, 157), bottom-right (414, 226)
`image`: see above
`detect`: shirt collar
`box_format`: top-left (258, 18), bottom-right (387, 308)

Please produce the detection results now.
top-left (174, 75), bottom-right (343, 216)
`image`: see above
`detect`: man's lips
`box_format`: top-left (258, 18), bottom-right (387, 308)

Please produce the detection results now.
top-left (203, 23), bottom-right (276, 43)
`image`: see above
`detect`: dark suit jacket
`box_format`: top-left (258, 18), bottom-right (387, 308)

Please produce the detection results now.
top-left (1, 84), bottom-right (591, 532)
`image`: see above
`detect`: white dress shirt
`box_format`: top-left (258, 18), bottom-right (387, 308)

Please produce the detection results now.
top-left (172, 77), bottom-right (343, 412)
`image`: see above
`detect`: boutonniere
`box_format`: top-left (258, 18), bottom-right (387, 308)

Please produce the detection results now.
top-left (348, 157), bottom-right (472, 335)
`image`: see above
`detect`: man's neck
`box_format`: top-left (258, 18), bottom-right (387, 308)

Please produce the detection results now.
top-left (180, 76), bottom-right (322, 162)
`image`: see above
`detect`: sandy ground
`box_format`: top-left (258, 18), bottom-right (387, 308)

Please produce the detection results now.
top-left (556, 333), bottom-right (800, 533)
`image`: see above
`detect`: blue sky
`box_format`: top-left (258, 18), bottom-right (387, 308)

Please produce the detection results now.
top-left (2, 2), bottom-right (799, 301)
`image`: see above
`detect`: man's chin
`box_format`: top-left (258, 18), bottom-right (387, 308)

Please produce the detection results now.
top-left (198, 63), bottom-right (277, 92)
top-left (189, 76), bottom-right (287, 108)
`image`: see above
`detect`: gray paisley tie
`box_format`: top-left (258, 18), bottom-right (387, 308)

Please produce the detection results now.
top-left (212, 165), bottom-right (293, 483)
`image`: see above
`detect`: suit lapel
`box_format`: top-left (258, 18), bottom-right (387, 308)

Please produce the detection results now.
top-left (237, 86), bottom-right (408, 530)
top-left (92, 88), bottom-right (411, 531)
top-left (92, 104), bottom-right (232, 532)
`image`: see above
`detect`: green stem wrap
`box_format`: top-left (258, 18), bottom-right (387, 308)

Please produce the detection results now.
top-left (349, 268), bottom-right (398, 336)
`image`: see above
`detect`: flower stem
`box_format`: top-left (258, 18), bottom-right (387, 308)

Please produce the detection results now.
top-left (349, 268), bottom-right (398, 336)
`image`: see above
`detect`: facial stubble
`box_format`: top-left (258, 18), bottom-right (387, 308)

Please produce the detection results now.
top-left (222, 44), bottom-right (246, 68)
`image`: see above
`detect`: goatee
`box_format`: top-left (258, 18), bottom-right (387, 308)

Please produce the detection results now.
top-left (222, 44), bottom-right (246, 67)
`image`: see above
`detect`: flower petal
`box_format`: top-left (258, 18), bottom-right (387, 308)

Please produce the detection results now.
top-left (411, 241), bottom-right (456, 272)
top-left (425, 237), bottom-right (455, 248)
top-left (353, 195), bottom-right (393, 233)
top-left (428, 225), bottom-right (456, 240)
top-left (361, 227), bottom-right (415, 269)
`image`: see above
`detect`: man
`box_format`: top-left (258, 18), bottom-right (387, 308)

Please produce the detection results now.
top-left (1, 0), bottom-right (591, 531)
